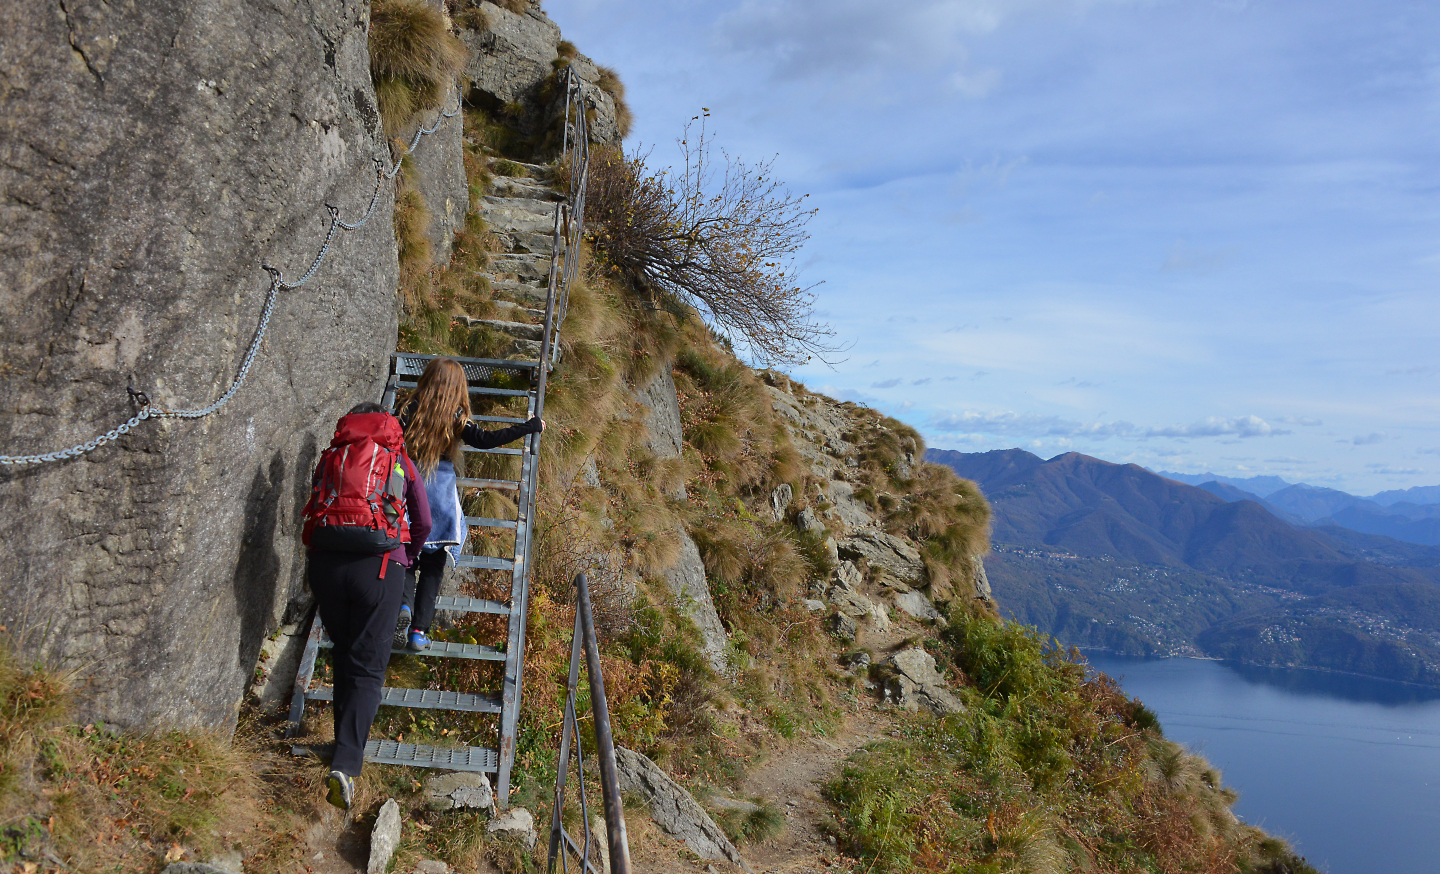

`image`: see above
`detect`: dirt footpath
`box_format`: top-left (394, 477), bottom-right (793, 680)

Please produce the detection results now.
top-left (733, 710), bottom-right (886, 874)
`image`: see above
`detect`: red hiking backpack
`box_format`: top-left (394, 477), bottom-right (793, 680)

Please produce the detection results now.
top-left (302, 412), bottom-right (412, 554)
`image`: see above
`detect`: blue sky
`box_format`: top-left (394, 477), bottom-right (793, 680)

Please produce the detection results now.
top-left (544, 0), bottom-right (1440, 495)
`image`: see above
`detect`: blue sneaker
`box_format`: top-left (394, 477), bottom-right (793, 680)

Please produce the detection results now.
top-left (325, 769), bottom-right (354, 810)
top-left (393, 605), bottom-right (412, 649)
top-left (407, 628), bottom-right (430, 652)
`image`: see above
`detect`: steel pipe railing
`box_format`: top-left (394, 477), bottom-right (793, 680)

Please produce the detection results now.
top-left (547, 573), bottom-right (632, 874)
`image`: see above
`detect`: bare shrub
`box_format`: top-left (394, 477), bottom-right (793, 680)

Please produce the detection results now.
top-left (585, 117), bottom-right (834, 366)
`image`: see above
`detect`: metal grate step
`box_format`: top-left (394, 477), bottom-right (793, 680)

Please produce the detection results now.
top-left (473, 414), bottom-right (529, 424)
top-left (456, 477), bottom-right (520, 490)
top-left (463, 446), bottom-right (524, 456)
top-left (319, 638), bottom-right (505, 661)
top-left (456, 555), bottom-right (516, 571)
top-left (395, 379), bottom-right (532, 398)
top-left (393, 352), bottom-right (539, 375)
top-left (465, 515), bottom-right (518, 529)
top-left (364, 740), bottom-right (499, 772)
top-left (306, 685), bottom-right (502, 714)
top-left (434, 595), bottom-right (511, 615)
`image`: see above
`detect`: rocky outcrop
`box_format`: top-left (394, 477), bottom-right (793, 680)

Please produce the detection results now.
top-left (664, 529), bottom-right (728, 674)
top-left (0, 0), bottom-right (399, 730)
top-left (883, 648), bottom-right (965, 715)
top-left (615, 747), bottom-right (752, 872)
top-left (839, 530), bottom-right (925, 585)
top-left (424, 771), bottom-right (494, 811)
top-left (458, 3), bottom-right (622, 152)
top-left (633, 365), bottom-right (687, 498)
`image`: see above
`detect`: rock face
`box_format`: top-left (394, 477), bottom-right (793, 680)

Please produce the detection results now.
top-left (663, 529), bottom-right (729, 674)
top-left (408, 0), bottom-right (469, 266)
top-left (0, 0), bottom-right (399, 729)
top-left (458, 3), bottom-right (622, 152)
top-left (614, 747), bottom-right (751, 872)
top-left (633, 365), bottom-right (687, 498)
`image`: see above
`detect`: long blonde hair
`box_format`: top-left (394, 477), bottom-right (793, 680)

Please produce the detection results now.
top-left (404, 358), bottom-right (471, 477)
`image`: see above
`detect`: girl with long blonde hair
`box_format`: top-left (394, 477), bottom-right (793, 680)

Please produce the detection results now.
top-left (395, 357), bottom-right (543, 650)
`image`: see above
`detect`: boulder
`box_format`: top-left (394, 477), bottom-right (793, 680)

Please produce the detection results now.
top-left (663, 529), bottom-right (728, 673)
top-left (412, 862), bottom-right (452, 874)
top-left (829, 612), bottom-right (858, 641)
top-left (894, 590), bottom-right (941, 621)
top-left (424, 771), bottom-right (494, 811)
top-left (839, 531), bottom-right (925, 584)
top-left (802, 599), bottom-right (826, 613)
top-left (0, 0), bottom-right (398, 731)
top-left (795, 508), bottom-right (827, 536)
top-left (162, 865), bottom-right (233, 874)
top-left (487, 807), bottom-right (538, 851)
top-left (614, 747), bottom-right (751, 872)
top-left (866, 602), bottom-right (892, 633)
top-left (770, 483), bottom-right (793, 521)
top-left (369, 799), bottom-right (402, 874)
top-left (828, 566), bottom-right (874, 619)
top-left (882, 648), bottom-right (965, 716)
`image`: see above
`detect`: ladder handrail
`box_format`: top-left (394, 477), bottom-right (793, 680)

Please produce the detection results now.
top-left (547, 573), bottom-right (632, 874)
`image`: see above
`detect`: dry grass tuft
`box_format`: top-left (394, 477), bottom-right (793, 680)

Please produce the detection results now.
top-left (370, 0), bottom-right (467, 136)
top-left (596, 65), bottom-right (633, 139)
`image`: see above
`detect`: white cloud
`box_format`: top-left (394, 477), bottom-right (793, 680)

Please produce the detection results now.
top-left (1350, 432), bottom-right (1386, 445)
top-left (872, 378), bottom-right (902, 388)
top-left (1146, 415), bottom-right (1287, 439)
top-left (928, 411), bottom-right (1288, 440)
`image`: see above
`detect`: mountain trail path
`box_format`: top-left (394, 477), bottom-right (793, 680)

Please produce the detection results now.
top-left (731, 709), bottom-right (888, 874)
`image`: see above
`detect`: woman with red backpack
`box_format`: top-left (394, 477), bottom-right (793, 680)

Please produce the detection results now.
top-left (394, 357), bottom-right (543, 652)
top-left (301, 401), bottom-right (431, 810)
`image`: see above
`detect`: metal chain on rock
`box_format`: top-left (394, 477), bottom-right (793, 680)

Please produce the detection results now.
top-left (0, 101), bottom-right (460, 467)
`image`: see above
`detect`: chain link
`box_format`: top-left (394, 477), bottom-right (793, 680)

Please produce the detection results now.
top-left (1, 100), bottom-right (461, 467)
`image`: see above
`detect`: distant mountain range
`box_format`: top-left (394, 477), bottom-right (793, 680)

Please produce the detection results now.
top-left (929, 448), bottom-right (1440, 686)
top-left (1156, 471), bottom-right (1440, 547)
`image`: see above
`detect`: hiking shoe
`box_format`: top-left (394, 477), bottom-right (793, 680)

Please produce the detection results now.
top-left (393, 605), bottom-right (412, 649)
top-left (407, 628), bottom-right (430, 652)
top-left (325, 769), bottom-right (354, 810)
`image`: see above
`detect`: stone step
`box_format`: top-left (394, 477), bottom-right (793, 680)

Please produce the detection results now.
top-left (488, 279), bottom-right (549, 305)
top-left (491, 300), bottom-right (546, 322)
top-left (463, 319), bottom-right (543, 342)
top-left (488, 253), bottom-right (551, 282)
top-left (495, 230), bottom-right (563, 255)
top-left (489, 175), bottom-right (561, 201)
top-left (492, 159), bottom-right (551, 179)
top-left (479, 197), bottom-right (558, 234)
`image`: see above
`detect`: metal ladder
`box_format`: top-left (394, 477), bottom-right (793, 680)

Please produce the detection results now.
top-left (285, 67), bottom-right (591, 807)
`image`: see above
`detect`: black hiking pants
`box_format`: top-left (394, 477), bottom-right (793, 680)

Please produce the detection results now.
top-left (402, 548), bottom-right (447, 632)
top-left (307, 551), bottom-right (404, 777)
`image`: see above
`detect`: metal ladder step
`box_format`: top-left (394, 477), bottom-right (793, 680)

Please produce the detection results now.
top-left (394, 379), bottom-right (534, 398)
top-left (306, 685), bottom-right (502, 714)
top-left (393, 352), bottom-right (540, 372)
top-left (473, 414), bottom-right (528, 425)
top-left (434, 595), bottom-right (511, 615)
top-left (456, 477), bottom-right (521, 490)
top-left (364, 740), bottom-right (499, 772)
top-left (455, 554), bottom-right (516, 571)
top-left (465, 515), bottom-right (518, 529)
top-left (464, 446), bottom-right (524, 455)
top-left (319, 638), bottom-right (505, 661)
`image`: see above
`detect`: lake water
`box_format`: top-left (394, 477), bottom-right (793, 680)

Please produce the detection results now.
top-left (1084, 654), bottom-right (1440, 874)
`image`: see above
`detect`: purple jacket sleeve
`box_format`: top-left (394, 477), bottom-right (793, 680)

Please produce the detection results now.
top-left (401, 454), bottom-right (432, 567)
